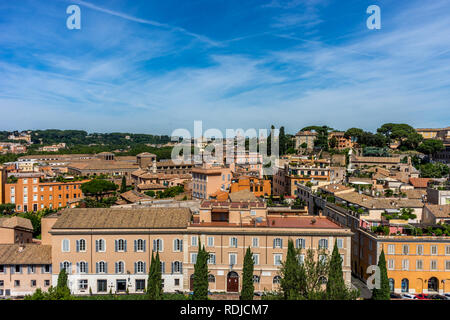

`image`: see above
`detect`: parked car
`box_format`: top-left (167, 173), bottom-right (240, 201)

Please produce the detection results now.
top-left (390, 293), bottom-right (402, 299)
top-left (415, 293), bottom-right (431, 300)
top-left (444, 293), bottom-right (450, 299)
top-left (401, 293), bottom-right (416, 299)
top-left (430, 294), bottom-right (448, 300)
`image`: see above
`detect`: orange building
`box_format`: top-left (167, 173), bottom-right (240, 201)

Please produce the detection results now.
top-left (3, 174), bottom-right (89, 212)
top-left (328, 132), bottom-right (353, 150)
top-left (230, 176), bottom-right (271, 197)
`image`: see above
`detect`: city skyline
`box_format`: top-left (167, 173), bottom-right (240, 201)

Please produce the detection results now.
top-left (1, 0), bottom-right (450, 134)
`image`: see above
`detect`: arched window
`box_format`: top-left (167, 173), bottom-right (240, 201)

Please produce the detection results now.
top-left (97, 261), bottom-right (107, 273)
top-left (78, 261), bottom-right (88, 273)
top-left (96, 239), bottom-right (105, 252)
top-left (208, 274), bottom-right (215, 283)
top-left (135, 239), bottom-right (145, 252)
top-left (318, 239), bottom-right (328, 249)
top-left (273, 276), bottom-right (281, 284)
top-left (116, 239), bottom-right (126, 252)
top-left (273, 238), bottom-right (283, 249)
top-left (115, 261), bottom-right (125, 274)
top-left (401, 278), bottom-right (409, 293)
top-left (61, 261), bottom-right (70, 272)
top-left (153, 239), bottom-right (164, 252)
top-left (172, 261), bottom-right (182, 274)
top-left (173, 239), bottom-right (183, 252)
top-left (77, 239), bottom-right (86, 252)
top-left (135, 261), bottom-right (145, 273)
top-left (389, 278), bottom-right (395, 292)
top-left (253, 275), bottom-right (260, 284)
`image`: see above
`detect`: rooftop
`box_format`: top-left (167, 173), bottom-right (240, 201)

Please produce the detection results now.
top-left (0, 216), bottom-right (33, 231)
top-left (409, 177), bottom-right (431, 188)
top-left (0, 244), bottom-right (51, 264)
top-left (424, 204), bottom-right (450, 218)
top-left (51, 207), bottom-right (191, 230)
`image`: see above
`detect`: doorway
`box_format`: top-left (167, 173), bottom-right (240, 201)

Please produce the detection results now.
top-left (227, 271), bottom-right (239, 292)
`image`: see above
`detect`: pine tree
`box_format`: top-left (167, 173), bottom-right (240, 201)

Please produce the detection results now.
top-left (120, 176), bottom-right (127, 193)
top-left (372, 249), bottom-right (390, 300)
top-left (280, 239), bottom-right (305, 299)
top-left (192, 239), bottom-right (209, 300)
top-left (326, 240), bottom-right (358, 300)
top-left (241, 247), bottom-right (254, 300)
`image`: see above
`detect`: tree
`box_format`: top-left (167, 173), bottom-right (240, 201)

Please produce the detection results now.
top-left (147, 252), bottom-right (162, 299)
top-left (81, 179), bottom-right (118, 201)
top-left (372, 250), bottom-right (390, 300)
top-left (241, 247), bottom-right (254, 300)
top-left (192, 240), bottom-right (209, 300)
top-left (417, 139), bottom-right (444, 156)
top-left (329, 136), bottom-right (338, 149)
top-left (377, 123), bottom-right (423, 150)
top-left (55, 268), bottom-right (72, 299)
top-left (280, 240), bottom-right (305, 299)
top-left (326, 241), bottom-right (359, 300)
top-left (302, 248), bottom-right (329, 299)
top-left (419, 162), bottom-right (449, 178)
top-left (120, 176), bottom-right (127, 193)
top-left (0, 203), bottom-right (16, 215)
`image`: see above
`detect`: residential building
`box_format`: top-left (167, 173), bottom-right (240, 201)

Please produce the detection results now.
top-left (192, 165), bottom-right (232, 200)
top-left (295, 131), bottom-right (317, 150)
top-left (328, 132), bottom-right (353, 150)
top-left (230, 176), bottom-right (271, 198)
top-left (0, 216), bottom-right (34, 244)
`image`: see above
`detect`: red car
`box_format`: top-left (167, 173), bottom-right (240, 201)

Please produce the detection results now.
top-left (415, 294), bottom-right (431, 300)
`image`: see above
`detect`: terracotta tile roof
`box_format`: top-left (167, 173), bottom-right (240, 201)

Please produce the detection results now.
top-left (137, 183), bottom-right (167, 190)
top-left (409, 178), bottom-right (431, 188)
top-left (402, 189), bottom-right (427, 199)
top-left (295, 131), bottom-right (317, 136)
top-left (51, 207), bottom-right (191, 229)
top-left (337, 192), bottom-right (423, 209)
top-left (267, 216), bottom-right (343, 229)
top-left (0, 244), bottom-right (51, 264)
top-left (68, 160), bottom-right (139, 170)
top-left (229, 190), bottom-right (258, 202)
top-left (319, 183), bottom-right (353, 194)
top-left (425, 204), bottom-right (450, 218)
top-left (354, 156), bottom-right (401, 163)
top-left (0, 216), bottom-right (33, 231)
top-left (120, 190), bottom-right (152, 203)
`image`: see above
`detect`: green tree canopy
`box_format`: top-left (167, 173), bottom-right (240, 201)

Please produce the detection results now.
top-left (417, 139), bottom-right (445, 155)
top-left (241, 247), bottom-right (255, 300)
top-left (81, 179), bottom-right (118, 200)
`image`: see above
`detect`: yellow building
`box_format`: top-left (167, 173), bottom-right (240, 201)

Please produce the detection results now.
top-left (357, 229), bottom-right (450, 294)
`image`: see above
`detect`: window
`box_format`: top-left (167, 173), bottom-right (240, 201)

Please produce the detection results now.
top-left (14, 280), bottom-right (20, 287)
top-left (402, 259), bottom-right (409, 271)
top-left (173, 239), bottom-right (183, 252)
top-left (62, 239), bottom-right (70, 252)
top-left (446, 246), bottom-right (450, 256)
top-left (253, 254), bottom-right (259, 265)
top-left (417, 245), bottom-right (424, 255)
top-left (96, 261), bottom-right (107, 273)
top-left (153, 239), bottom-right (163, 252)
top-left (28, 265), bottom-right (35, 274)
top-left (295, 238), bottom-right (305, 249)
top-left (135, 239), bottom-right (146, 252)
top-left (78, 261), bottom-right (88, 274)
top-left (0, 265), bottom-right (4, 274)
top-left (416, 260), bottom-right (423, 270)
top-left (298, 254), bottom-right (305, 265)
top-left (31, 280), bottom-right (36, 287)
top-left (136, 279), bottom-right (145, 291)
top-left (273, 238), bottom-right (283, 249)
top-left (387, 244), bottom-right (395, 255)
top-left (174, 279), bottom-right (180, 286)
top-left (318, 239), bottom-right (328, 249)
top-left (43, 265), bottom-right (51, 273)
top-left (191, 253), bottom-right (198, 264)
top-left (207, 237), bottom-right (214, 247)
top-left (319, 254), bottom-right (327, 264)
top-left (115, 261), bottom-right (125, 274)
top-left (230, 237), bottom-right (238, 248)
top-left (135, 261), bottom-right (145, 274)
top-left (0, 280), bottom-right (3, 287)
top-left (76, 239), bottom-right (86, 252)
top-left (273, 276), bottom-right (281, 284)
top-left (97, 280), bottom-right (107, 292)
top-left (402, 245), bottom-right (409, 255)
top-left (44, 280), bottom-right (50, 287)
top-left (78, 279), bottom-right (88, 290)
top-left (96, 239), bottom-right (106, 252)
top-left (252, 237), bottom-right (259, 248)
top-left (116, 239), bottom-right (127, 252)
top-left (274, 254), bottom-right (283, 266)
top-left (208, 274), bottom-right (215, 283)
top-left (387, 259), bottom-right (394, 270)
top-left (15, 265), bottom-right (21, 273)
top-left (431, 245), bottom-right (438, 255)
top-left (253, 275), bottom-right (260, 284)
top-left (172, 261), bottom-right (182, 274)
top-left (229, 253), bottom-right (237, 265)
top-left (430, 260), bottom-right (437, 271)
top-left (208, 253), bottom-right (216, 265)
top-left (445, 260), bottom-right (450, 271)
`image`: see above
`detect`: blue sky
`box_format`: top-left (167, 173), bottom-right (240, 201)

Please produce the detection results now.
top-left (0, 0), bottom-right (449, 135)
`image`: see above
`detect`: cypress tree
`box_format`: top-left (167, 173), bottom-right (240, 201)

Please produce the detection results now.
top-left (192, 240), bottom-right (209, 300)
top-left (326, 240), bottom-right (348, 299)
top-left (372, 249), bottom-right (390, 300)
top-left (147, 253), bottom-right (156, 298)
top-left (280, 239), bottom-right (305, 299)
top-left (154, 251), bottom-right (163, 300)
top-left (55, 268), bottom-right (71, 299)
top-left (241, 247), bottom-right (254, 300)
top-left (120, 176), bottom-right (127, 193)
